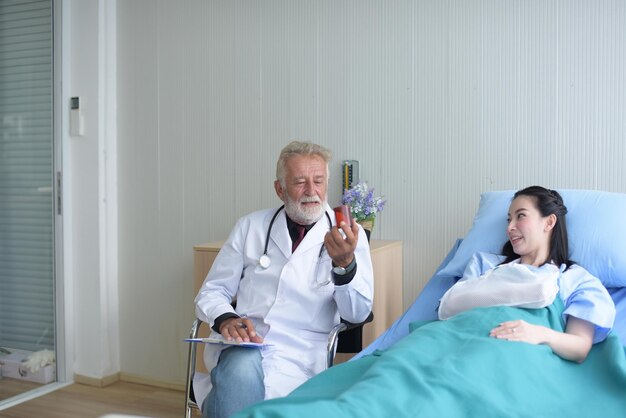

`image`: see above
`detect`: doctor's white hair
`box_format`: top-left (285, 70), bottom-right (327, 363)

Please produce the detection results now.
top-left (276, 141), bottom-right (332, 187)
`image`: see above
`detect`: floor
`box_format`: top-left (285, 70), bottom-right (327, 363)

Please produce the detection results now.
top-left (0, 379), bottom-right (41, 403)
top-left (0, 380), bottom-right (186, 418)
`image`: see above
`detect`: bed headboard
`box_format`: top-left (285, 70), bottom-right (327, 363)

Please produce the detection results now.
top-left (438, 189), bottom-right (626, 288)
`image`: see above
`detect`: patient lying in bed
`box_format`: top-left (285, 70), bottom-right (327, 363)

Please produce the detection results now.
top-left (440, 251), bottom-right (615, 361)
top-left (232, 187), bottom-right (625, 418)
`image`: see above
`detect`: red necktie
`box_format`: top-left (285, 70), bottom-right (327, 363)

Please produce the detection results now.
top-left (292, 225), bottom-right (306, 252)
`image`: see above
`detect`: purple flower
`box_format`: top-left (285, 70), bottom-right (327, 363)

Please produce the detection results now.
top-left (341, 181), bottom-right (386, 221)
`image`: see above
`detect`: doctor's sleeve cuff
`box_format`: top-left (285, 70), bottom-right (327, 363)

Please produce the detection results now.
top-left (212, 312), bottom-right (240, 333)
top-left (333, 263), bottom-right (357, 286)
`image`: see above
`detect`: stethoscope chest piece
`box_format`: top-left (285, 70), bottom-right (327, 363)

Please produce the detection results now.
top-left (259, 254), bottom-right (271, 269)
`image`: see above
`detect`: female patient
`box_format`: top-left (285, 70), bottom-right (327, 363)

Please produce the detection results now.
top-left (233, 186), bottom-right (621, 418)
top-left (445, 186), bottom-right (615, 362)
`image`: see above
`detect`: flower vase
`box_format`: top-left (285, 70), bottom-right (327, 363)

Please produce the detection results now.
top-left (357, 218), bottom-right (374, 242)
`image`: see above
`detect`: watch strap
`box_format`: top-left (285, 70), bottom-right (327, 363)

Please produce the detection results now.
top-left (332, 258), bottom-right (358, 285)
top-left (343, 257), bottom-right (357, 273)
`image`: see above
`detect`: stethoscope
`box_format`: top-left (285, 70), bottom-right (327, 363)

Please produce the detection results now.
top-left (259, 205), bottom-right (332, 269)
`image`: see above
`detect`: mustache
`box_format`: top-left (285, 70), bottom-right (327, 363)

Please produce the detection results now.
top-left (299, 196), bottom-right (321, 204)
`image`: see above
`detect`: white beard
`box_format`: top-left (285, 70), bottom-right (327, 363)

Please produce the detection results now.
top-left (284, 194), bottom-right (326, 225)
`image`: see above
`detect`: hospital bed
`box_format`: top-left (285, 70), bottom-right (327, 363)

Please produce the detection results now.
top-left (356, 249), bottom-right (626, 358)
top-left (230, 190), bottom-right (626, 417)
top-left (357, 189), bottom-right (626, 358)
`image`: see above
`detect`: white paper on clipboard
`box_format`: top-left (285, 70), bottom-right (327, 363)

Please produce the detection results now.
top-left (184, 337), bottom-right (269, 348)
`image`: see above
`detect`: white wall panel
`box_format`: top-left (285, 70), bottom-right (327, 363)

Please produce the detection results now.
top-left (116, 0), bottom-right (626, 384)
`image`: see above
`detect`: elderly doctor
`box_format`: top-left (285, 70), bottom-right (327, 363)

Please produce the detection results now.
top-left (195, 141), bottom-right (374, 418)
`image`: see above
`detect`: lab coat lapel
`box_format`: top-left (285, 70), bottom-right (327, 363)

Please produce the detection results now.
top-left (268, 209), bottom-right (292, 259)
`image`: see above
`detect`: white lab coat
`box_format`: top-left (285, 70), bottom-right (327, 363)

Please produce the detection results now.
top-left (194, 204), bottom-right (374, 402)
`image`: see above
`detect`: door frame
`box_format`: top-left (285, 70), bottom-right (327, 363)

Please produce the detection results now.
top-left (53, 0), bottom-right (71, 386)
top-left (0, 0), bottom-right (72, 411)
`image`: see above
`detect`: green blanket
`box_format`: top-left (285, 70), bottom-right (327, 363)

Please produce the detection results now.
top-left (235, 301), bottom-right (626, 417)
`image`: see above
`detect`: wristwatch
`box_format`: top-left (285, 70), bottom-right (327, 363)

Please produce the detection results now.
top-left (332, 258), bottom-right (357, 276)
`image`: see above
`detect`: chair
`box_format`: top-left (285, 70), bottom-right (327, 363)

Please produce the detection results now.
top-left (326, 312), bottom-right (374, 367)
top-left (184, 314), bottom-right (373, 417)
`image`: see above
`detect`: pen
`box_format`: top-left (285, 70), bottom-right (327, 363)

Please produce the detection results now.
top-left (239, 314), bottom-right (248, 330)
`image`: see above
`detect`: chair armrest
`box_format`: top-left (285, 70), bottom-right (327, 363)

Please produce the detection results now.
top-left (326, 322), bottom-right (348, 368)
top-left (326, 312), bottom-right (374, 368)
top-left (185, 318), bottom-right (202, 415)
top-left (340, 312), bottom-right (374, 330)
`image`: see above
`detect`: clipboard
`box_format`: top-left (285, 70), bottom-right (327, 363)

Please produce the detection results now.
top-left (184, 337), bottom-right (269, 348)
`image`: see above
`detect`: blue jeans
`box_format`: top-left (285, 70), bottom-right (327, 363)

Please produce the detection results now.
top-left (202, 346), bottom-right (265, 418)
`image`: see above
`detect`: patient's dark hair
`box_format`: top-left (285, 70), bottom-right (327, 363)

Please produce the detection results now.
top-left (501, 186), bottom-right (574, 270)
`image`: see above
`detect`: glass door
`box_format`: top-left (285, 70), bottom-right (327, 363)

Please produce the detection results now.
top-left (0, 0), bottom-right (56, 403)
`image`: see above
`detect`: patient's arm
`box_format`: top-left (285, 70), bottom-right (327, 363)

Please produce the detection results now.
top-left (489, 316), bottom-right (594, 363)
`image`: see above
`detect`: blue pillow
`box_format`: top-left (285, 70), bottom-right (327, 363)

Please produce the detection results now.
top-left (438, 189), bottom-right (626, 288)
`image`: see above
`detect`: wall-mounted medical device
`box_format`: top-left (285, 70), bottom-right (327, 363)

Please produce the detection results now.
top-left (342, 160), bottom-right (359, 192)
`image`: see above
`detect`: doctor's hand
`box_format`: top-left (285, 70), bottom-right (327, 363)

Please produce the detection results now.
top-left (324, 219), bottom-right (359, 268)
top-left (219, 317), bottom-right (264, 344)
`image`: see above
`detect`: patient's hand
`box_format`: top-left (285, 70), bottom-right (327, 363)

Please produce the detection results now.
top-left (489, 317), bottom-right (594, 363)
top-left (219, 317), bottom-right (264, 344)
top-left (489, 320), bottom-right (547, 345)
